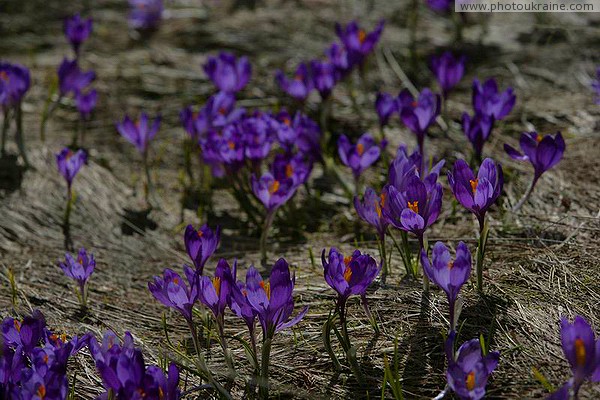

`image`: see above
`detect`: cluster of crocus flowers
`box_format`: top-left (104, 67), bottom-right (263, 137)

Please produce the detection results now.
top-left (0, 310), bottom-right (90, 399)
top-left (337, 133), bottom-right (382, 189)
top-left (0, 61), bottom-right (31, 165)
top-left (547, 316), bottom-right (599, 399)
top-left (116, 112), bottom-right (161, 207)
top-left (429, 52), bottom-right (466, 100)
top-left (448, 158), bottom-right (503, 291)
top-left (58, 247), bottom-right (96, 309)
top-left (504, 131), bottom-right (565, 211)
top-left (89, 331), bottom-right (180, 399)
top-left (463, 78), bottom-right (516, 161)
top-left (128, 0), bottom-right (164, 31)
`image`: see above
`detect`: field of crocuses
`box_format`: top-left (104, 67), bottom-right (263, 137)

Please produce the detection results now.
top-left (1, 1), bottom-right (599, 399)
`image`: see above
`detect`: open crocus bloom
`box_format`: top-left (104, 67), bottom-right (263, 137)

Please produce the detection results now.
top-left (56, 148), bottom-right (87, 188)
top-left (203, 51), bottom-right (252, 93)
top-left (116, 112), bottom-right (161, 154)
top-left (148, 266), bottom-right (198, 322)
top-left (321, 248), bottom-right (380, 303)
top-left (337, 133), bottom-right (381, 179)
top-left (276, 63), bottom-right (313, 101)
top-left (429, 52), bottom-right (466, 98)
top-left (354, 187), bottom-right (389, 240)
top-left (251, 172), bottom-right (298, 212)
top-left (472, 78), bottom-right (516, 121)
top-left (504, 131), bottom-right (565, 179)
top-left (334, 20), bottom-right (384, 66)
top-left (184, 224), bottom-right (221, 273)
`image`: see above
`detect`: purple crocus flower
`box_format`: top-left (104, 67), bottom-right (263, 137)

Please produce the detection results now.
top-left (472, 78), bottom-right (516, 121)
top-left (294, 112), bottom-right (322, 161)
top-left (184, 224), bottom-right (220, 273)
top-left (2, 311), bottom-right (46, 354)
top-left (58, 248), bottom-right (95, 308)
top-left (63, 14), bottom-right (92, 55)
top-left (148, 266), bottom-right (198, 322)
top-left (430, 52), bottom-right (466, 99)
top-left (388, 144), bottom-right (445, 192)
top-left (375, 92), bottom-right (397, 127)
top-left (0, 62), bottom-right (31, 107)
top-left (381, 175), bottom-right (443, 239)
top-left (276, 63), bottom-right (313, 101)
top-left (75, 89), bottom-right (97, 120)
top-left (251, 172), bottom-right (298, 212)
top-left (354, 187), bottom-right (389, 241)
top-left (337, 133), bottom-right (381, 179)
top-left (203, 52), bottom-right (252, 93)
top-left (397, 88), bottom-right (441, 155)
top-left (335, 20), bottom-right (385, 66)
top-left (462, 112), bottom-right (493, 160)
top-left (325, 43), bottom-right (351, 77)
top-left (504, 131), bottom-right (565, 180)
top-left (446, 333), bottom-right (500, 400)
top-left (427, 0), bottom-right (453, 12)
top-left (128, 0), bottom-right (163, 31)
top-left (116, 112), bottom-right (161, 154)
top-left (421, 242), bottom-right (471, 330)
top-left (55, 148), bottom-right (87, 189)
top-left (229, 272), bottom-right (259, 334)
top-left (245, 258), bottom-right (308, 336)
top-left (547, 316), bottom-right (600, 398)
top-left (57, 58), bottom-right (95, 97)
top-left (198, 259), bottom-right (236, 324)
top-left (272, 153), bottom-right (312, 186)
top-left (310, 59), bottom-right (336, 99)
top-left (447, 158), bottom-right (503, 227)
top-left (321, 248), bottom-right (380, 303)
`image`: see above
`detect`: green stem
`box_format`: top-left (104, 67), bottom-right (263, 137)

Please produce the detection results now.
top-left (143, 150), bottom-right (152, 208)
top-left (217, 320), bottom-right (236, 381)
top-left (259, 336), bottom-right (273, 399)
top-left (388, 229), bottom-right (414, 279)
top-left (475, 217), bottom-right (489, 292)
top-left (513, 175), bottom-right (539, 212)
top-left (1, 107), bottom-right (11, 156)
top-left (40, 95), bottom-right (60, 143)
top-left (15, 102), bottom-right (29, 167)
top-left (378, 233), bottom-right (388, 282)
top-left (260, 210), bottom-right (275, 266)
top-left (418, 234), bottom-right (429, 292)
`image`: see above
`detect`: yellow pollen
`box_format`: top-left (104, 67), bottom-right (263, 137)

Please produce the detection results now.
top-left (344, 256), bottom-right (352, 266)
top-left (259, 281), bottom-right (271, 300)
top-left (343, 266), bottom-right (352, 282)
top-left (227, 141), bottom-right (235, 150)
top-left (466, 371), bottom-right (476, 391)
top-left (14, 320), bottom-right (21, 332)
top-left (78, 256), bottom-right (83, 265)
top-left (575, 338), bottom-right (586, 366)
top-left (285, 164), bottom-right (294, 178)
top-left (269, 180), bottom-right (280, 194)
top-left (358, 29), bottom-right (366, 44)
top-left (407, 201), bottom-right (419, 214)
top-left (212, 277), bottom-right (221, 297)
top-left (37, 384), bottom-right (46, 399)
top-left (375, 201), bottom-right (382, 218)
top-left (447, 261), bottom-right (454, 270)
top-left (469, 178), bottom-right (479, 194)
top-left (60, 334), bottom-right (67, 343)
top-left (283, 117), bottom-right (291, 126)
top-left (356, 143), bottom-right (365, 156)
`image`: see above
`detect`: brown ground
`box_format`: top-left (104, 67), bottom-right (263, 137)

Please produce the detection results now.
top-left (0, 0), bottom-right (599, 399)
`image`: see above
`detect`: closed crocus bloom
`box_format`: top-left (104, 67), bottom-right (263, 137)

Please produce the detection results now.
top-left (430, 52), bottom-right (466, 98)
top-left (504, 131), bottom-right (565, 179)
top-left (325, 42), bottom-right (351, 77)
top-left (0, 62), bottom-right (30, 106)
top-left (205, 90), bottom-right (246, 129)
top-left (116, 112), bottom-right (160, 154)
top-left (203, 52), bottom-right (252, 93)
top-left (310, 59), bottom-right (336, 99)
top-left (59, 248), bottom-right (95, 296)
top-left (421, 242), bottom-right (471, 330)
top-left (56, 148), bottom-right (87, 189)
top-left (462, 112), bottom-right (493, 159)
top-left (381, 176), bottom-right (443, 238)
top-left (75, 89), bottom-right (97, 119)
top-left (338, 133), bottom-right (381, 179)
top-left (558, 316), bottom-right (600, 393)
top-left (388, 145), bottom-right (445, 192)
top-left (354, 188), bottom-right (389, 240)
top-left (251, 172), bottom-right (298, 212)
top-left (128, 0), bottom-right (163, 31)
top-left (321, 248), bottom-right (380, 302)
top-left (472, 78), bottom-right (515, 120)
top-left (245, 259), bottom-right (308, 336)
top-left (398, 88), bottom-right (441, 154)
top-left (335, 20), bottom-right (385, 65)
top-left (446, 335), bottom-right (500, 400)
top-left (198, 259), bottom-right (235, 322)
top-left (184, 224), bottom-right (220, 273)
top-left (57, 58), bottom-right (95, 97)
top-left (148, 266), bottom-right (199, 322)
top-left (375, 92), bottom-right (397, 127)
top-left (448, 158), bottom-right (503, 225)
top-left (63, 14), bottom-right (92, 55)
top-left (276, 63), bottom-right (313, 101)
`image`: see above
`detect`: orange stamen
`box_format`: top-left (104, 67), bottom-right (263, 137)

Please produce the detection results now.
top-left (411, 101), bottom-right (418, 108)
top-left (78, 256), bottom-right (84, 265)
top-left (343, 256), bottom-right (353, 266)
top-left (173, 278), bottom-right (179, 285)
top-left (466, 371), bottom-right (476, 391)
top-left (227, 140), bottom-right (235, 150)
top-left (269, 180), bottom-right (280, 194)
top-left (285, 164), bottom-right (294, 178)
top-left (343, 266), bottom-right (352, 282)
top-left (575, 338), bottom-right (586, 366)
top-left (447, 261), bottom-right (454, 270)
top-left (356, 143), bottom-right (365, 156)
top-left (66, 150), bottom-right (74, 160)
top-left (0, 71), bottom-right (8, 81)
top-left (212, 277), bottom-right (221, 297)
top-left (13, 320), bottom-right (21, 332)
top-left (283, 117), bottom-right (291, 126)
top-left (218, 107), bottom-right (226, 115)
top-left (159, 387), bottom-right (164, 399)
top-left (535, 134), bottom-right (543, 143)
top-left (293, 74), bottom-right (302, 81)
top-left (37, 384), bottom-right (46, 399)
top-left (469, 178), bottom-right (478, 194)
top-left (358, 29), bottom-right (366, 44)
top-left (407, 201), bottom-right (419, 214)
top-left (197, 229), bottom-right (203, 238)
top-left (259, 281), bottom-right (271, 300)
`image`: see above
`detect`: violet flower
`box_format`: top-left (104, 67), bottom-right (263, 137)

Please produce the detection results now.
top-left (325, 42), bottom-right (351, 78)
top-left (335, 20), bottom-right (385, 66)
top-left (184, 224), bottom-right (221, 274)
top-left (0, 62), bottom-right (31, 164)
top-left (63, 14), bottom-right (92, 56)
top-left (148, 266), bottom-right (198, 322)
top-left (57, 58), bottom-right (95, 97)
top-left (128, 0), bottom-right (163, 31)
top-left (472, 78), bottom-right (516, 121)
top-left (429, 52), bottom-right (466, 99)
top-left (388, 144), bottom-right (445, 192)
top-left (504, 131), bottom-right (565, 211)
top-left (354, 188), bottom-right (389, 278)
top-left (75, 89), bottom-right (97, 120)
top-left (337, 133), bottom-right (381, 183)
top-left (58, 248), bottom-right (95, 308)
top-left (56, 148), bottom-right (87, 192)
top-left (375, 92), bottom-right (397, 127)
top-left (310, 59), bottom-right (337, 100)
top-left (427, 0), bottom-right (453, 12)
top-left (397, 88), bottom-right (441, 156)
top-left (204, 52), bottom-right (252, 93)
top-left (2, 310), bottom-right (46, 353)
top-left (276, 63), bottom-right (313, 102)
top-left (421, 242), bottom-right (471, 330)
top-left (445, 332), bottom-right (500, 400)
top-left (462, 112), bottom-right (493, 161)
top-left (547, 316), bottom-right (600, 399)
top-left (271, 153), bottom-right (312, 187)
top-left (447, 158), bottom-right (503, 291)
